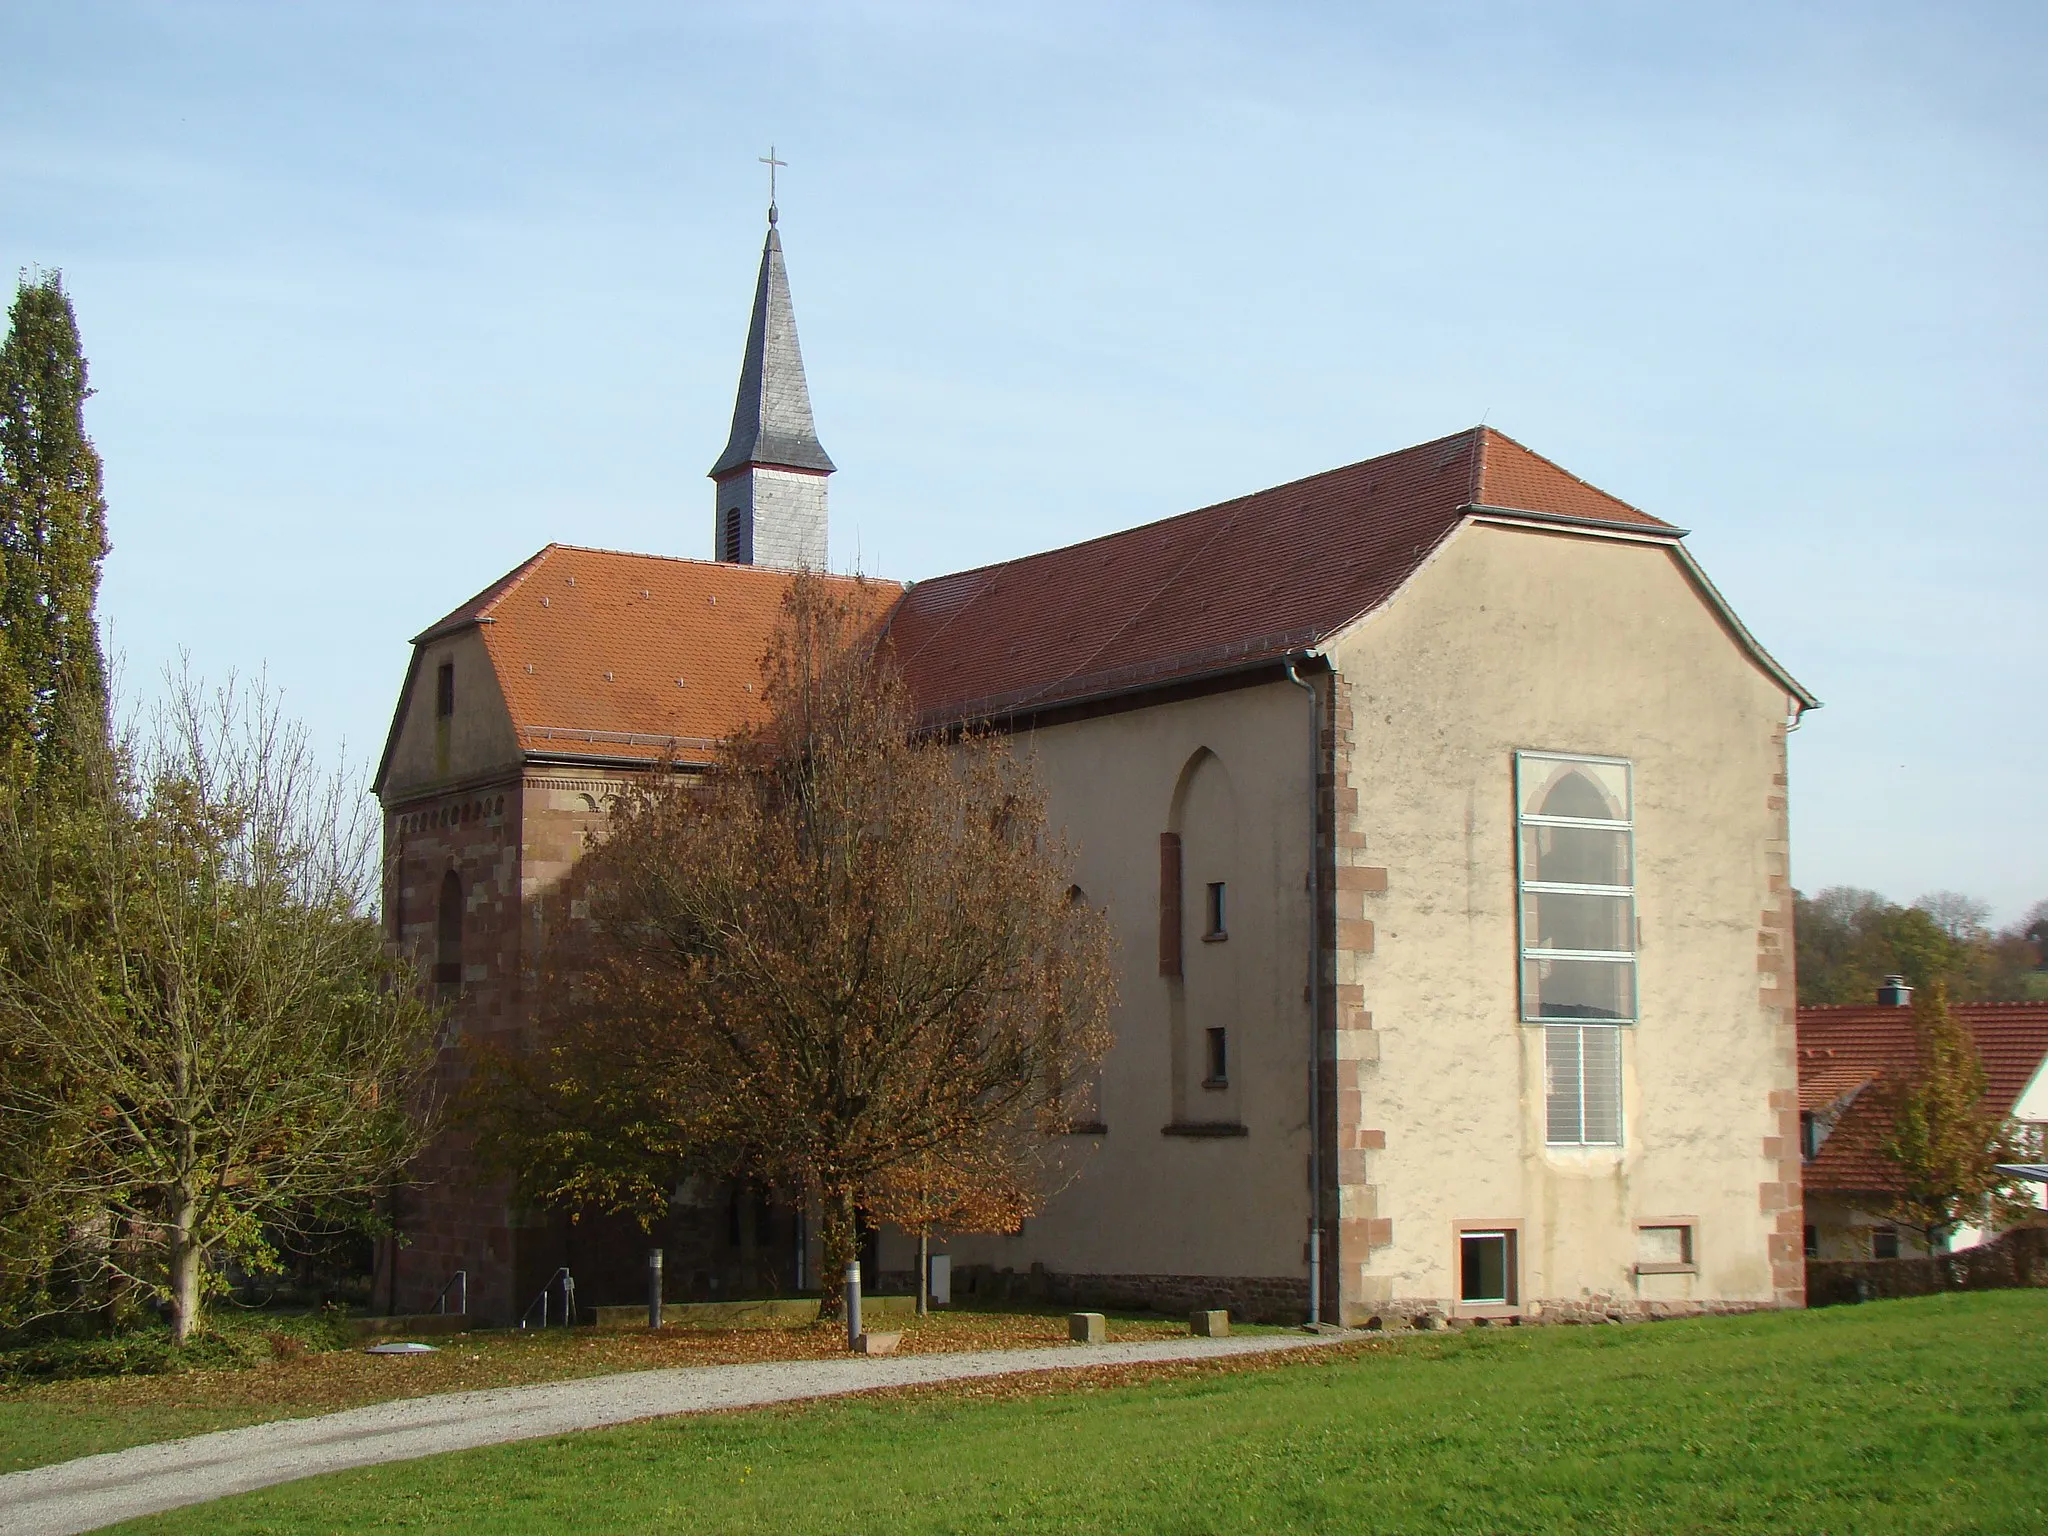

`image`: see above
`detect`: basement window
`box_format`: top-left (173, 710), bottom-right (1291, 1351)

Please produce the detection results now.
top-left (1635, 1224), bottom-right (1696, 1274)
top-left (1459, 1230), bottom-right (1516, 1306)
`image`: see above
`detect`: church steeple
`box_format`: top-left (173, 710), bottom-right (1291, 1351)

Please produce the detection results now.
top-left (709, 182), bottom-right (833, 569)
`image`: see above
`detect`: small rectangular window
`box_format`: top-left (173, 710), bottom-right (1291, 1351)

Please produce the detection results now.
top-left (1459, 1230), bottom-right (1516, 1305)
top-left (1803, 1225), bottom-right (1818, 1258)
top-left (435, 661), bottom-right (455, 719)
top-left (1204, 1027), bottom-right (1228, 1087)
top-left (723, 509), bottom-right (743, 563)
top-left (1799, 1112), bottom-right (1819, 1162)
top-left (1636, 1224), bottom-right (1694, 1272)
top-left (1204, 882), bottom-right (1227, 940)
top-left (1872, 1226), bottom-right (1900, 1260)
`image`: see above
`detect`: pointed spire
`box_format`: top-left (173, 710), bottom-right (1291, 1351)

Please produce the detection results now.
top-left (709, 219), bottom-right (835, 479)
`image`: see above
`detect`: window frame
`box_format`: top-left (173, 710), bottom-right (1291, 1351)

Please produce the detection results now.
top-left (1203, 881), bottom-right (1227, 942)
top-left (1633, 1219), bottom-right (1698, 1276)
top-left (1514, 750), bottom-right (1637, 1025)
top-left (1451, 1220), bottom-right (1523, 1318)
top-left (1202, 1026), bottom-right (1228, 1088)
top-left (1543, 1019), bottom-right (1623, 1147)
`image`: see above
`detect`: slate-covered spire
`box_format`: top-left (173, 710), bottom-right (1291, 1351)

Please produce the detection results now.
top-left (709, 209), bottom-right (833, 568)
top-left (710, 218), bottom-right (835, 479)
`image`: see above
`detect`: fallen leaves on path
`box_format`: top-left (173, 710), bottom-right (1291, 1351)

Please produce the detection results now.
top-left (1, 1309), bottom-right (1191, 1423)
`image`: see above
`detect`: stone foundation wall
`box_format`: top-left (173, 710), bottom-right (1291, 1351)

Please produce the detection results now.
top-left (950, 1264), bottom-right (1310, 1325)
top-left (1355, 1295), bottom-right (1781, 1328)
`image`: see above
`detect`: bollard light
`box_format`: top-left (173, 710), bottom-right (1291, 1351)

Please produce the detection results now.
top-left (845, 1257), bottom-right (863, 1351)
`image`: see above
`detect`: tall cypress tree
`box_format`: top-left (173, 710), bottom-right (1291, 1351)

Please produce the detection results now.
top-left (0, 270), bottom-right (110, 788)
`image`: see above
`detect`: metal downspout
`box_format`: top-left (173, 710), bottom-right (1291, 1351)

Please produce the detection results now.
top-left (1282, 653), bottom-right (1323, 1326)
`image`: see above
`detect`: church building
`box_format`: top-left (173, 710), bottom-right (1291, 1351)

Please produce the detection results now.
top-left (375, 204), bottom-right (1817, 1326)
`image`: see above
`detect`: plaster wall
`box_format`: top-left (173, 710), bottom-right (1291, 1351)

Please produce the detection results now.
top-left (937, 680), bottom-right (1317, 1288)
top-left (381, 628), bottom-right (522, 796)
top-left (1327, 521), bottom-right (1802, 1317)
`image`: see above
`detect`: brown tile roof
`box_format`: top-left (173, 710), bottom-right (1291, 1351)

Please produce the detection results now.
top-left (1797, 1002), bottom-right (2048, 1194)
top-left (403, 544), bottom-right (901, 771)
top-left (881, 427), bottom-right (1675, 724)
top-left (383, 425), bottom-right (1812, 790)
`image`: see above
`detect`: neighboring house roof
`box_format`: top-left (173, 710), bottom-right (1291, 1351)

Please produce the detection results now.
top-left (880, 425), bottom-right (1813, 726)
top-left (377, 545), bottom-right (899, 788)
top-left (1797, 1002), bottom-right (2048, 1194)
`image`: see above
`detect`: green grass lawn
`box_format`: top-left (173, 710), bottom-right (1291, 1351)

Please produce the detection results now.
top-left (108, 1291), bottom-right (2048, 1535)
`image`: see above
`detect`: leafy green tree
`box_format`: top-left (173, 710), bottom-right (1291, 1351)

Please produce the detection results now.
top-left (1790, 887), bottom-right (2046, 1004)
top-left (0, 271), bottom-right (110, 789)
top-left (1877, 981), bottom-right (2033, 1253)
top-left (0, 676), bottom-right (441, 1342)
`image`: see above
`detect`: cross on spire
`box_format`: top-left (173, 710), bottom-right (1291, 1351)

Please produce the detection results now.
top-left (759, 146), bottom-right (787, 225)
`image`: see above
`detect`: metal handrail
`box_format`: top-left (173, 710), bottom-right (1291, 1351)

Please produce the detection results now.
top-left (433, 1270), bottom-right (467, 1316)
top-left (519, 1267), bottom-right (577, 1329)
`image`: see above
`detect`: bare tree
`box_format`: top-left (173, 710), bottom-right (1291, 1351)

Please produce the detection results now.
top-left (1913, 891), bottom-right (1993, 944)
top-left (0, 674), bottom-right (441, 1341)
top-left (470, 575), bottom-right (1114, 1319)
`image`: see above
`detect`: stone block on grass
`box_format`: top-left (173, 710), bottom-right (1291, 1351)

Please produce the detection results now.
top-left (855, 1331), bottom-right (902, 1356)
top-left (1068, 1312), bottom-right (1107, 1344)
top-left (1189, 1309), bottom-right (1229, 1338)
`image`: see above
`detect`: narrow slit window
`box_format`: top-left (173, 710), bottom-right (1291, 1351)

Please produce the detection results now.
top-left (1204, 1027), bottom-right (1228, 1087)
top-left (435, 662), bottom-right (455, 720)
top-left (1204, 882), bottom-right (1227, 940)
top-left (723, 509), bottom-right (743, 563)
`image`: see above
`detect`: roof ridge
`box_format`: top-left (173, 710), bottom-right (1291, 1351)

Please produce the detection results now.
top-left (902, 428), bottom-right (1489, 591)
top-left (477, 542), bottom-right (558, 620)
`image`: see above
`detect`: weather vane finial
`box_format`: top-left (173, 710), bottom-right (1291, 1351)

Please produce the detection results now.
top-left (759, 145), bottom-right (787, 226)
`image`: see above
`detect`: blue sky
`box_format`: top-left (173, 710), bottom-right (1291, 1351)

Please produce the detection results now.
top-left (4, 1), bottom-right (2042, 921)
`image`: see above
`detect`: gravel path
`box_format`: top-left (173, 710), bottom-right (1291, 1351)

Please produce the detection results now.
top-left (0, 1330), bottom-right (1352, 1535)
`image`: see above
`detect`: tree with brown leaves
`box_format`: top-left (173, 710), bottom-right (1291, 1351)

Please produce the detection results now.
top-left (473, 574), bottom-right (1114, 1318)
top-left (1877, 980), bottom-right (2033, 1255)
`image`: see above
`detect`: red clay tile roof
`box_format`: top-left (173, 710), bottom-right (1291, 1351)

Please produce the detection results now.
top-left (400, 545), bottom-right (900, 772)
top-left (881, 427), bottom-right (1675, 724)
top-left (1798, 1002), bottom-right (2048, 1193)
top-left (385, 425), bottom-right (1811, 787)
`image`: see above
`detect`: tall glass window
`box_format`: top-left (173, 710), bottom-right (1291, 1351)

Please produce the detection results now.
top-left (1516, 752), bottom-right (1633, 1146)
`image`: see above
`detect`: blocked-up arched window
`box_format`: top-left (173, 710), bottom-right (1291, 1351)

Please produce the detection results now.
top-left (435, 871), bottom-right (463, 988)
